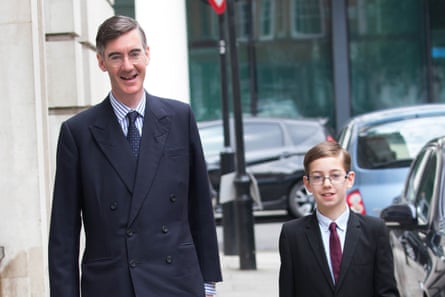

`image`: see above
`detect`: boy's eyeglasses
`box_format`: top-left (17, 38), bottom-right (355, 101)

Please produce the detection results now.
top-left (307, 173), bottom-right (349, 185)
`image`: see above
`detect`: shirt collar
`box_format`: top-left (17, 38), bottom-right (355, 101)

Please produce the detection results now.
top-left (109, 92), bottom-right (146, 122)
top-left (316, 205), bottom-right (350, 232)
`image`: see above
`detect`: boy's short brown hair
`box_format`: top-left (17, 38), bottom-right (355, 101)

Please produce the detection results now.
top-left (303, 141), bottom-right (351, 174)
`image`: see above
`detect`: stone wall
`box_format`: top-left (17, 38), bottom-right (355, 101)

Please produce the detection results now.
top-left (0, 0), bottom-right (113, 296)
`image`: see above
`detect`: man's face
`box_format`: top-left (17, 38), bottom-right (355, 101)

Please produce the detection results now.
top-left (97, 29), bottom-right (149, 104)
top-left (303, 157), bottom-right (355, 218)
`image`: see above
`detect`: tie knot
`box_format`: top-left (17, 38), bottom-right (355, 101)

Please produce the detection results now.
top-left (127, 111), bottom-right (138, 124)
top-left (329, 222), bottom-right (337, 232)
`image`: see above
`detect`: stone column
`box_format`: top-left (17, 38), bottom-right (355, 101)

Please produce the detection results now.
top-left (0, 0), bottom-right (51, 296)
top-left (135, 0), bottom-right (191, 103)
top-left (0, 0), bottom-right (114, 296)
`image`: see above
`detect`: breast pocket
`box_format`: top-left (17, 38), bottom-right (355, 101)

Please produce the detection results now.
top-left (160, 148), bottom-right (190, 182)
top-left (164, 147), bottom-right (188, 158)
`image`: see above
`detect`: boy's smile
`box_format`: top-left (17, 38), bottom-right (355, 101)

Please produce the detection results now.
top-left (304, 157), bottom-right (355, 220)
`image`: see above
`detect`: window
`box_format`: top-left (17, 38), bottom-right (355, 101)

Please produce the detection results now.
top-left (243, 123), bottom-right (283, 151)
top-left (286, 123), bottom-right (325, 146)
top-left (290, 0), bottom-right (325, 38)
top-left (356, 116), bottom-right (445, 169)
top-left (259, 0), bottom-right (275, 40)
top-left (198, 125), bottom-right (224, 159)
top-left (416, 152), bottom-right (437, 225)
top-left (404, 148), bottom-right (431, 205)
top-left (236, 1), bottom-right (250, 40)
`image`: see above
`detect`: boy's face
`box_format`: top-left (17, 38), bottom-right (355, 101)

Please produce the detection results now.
top-left (303, 156), bottom-right (355, 219)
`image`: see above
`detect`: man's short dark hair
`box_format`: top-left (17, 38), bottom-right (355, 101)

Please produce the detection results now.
top-left (96, 15), bottom-right (147, 56)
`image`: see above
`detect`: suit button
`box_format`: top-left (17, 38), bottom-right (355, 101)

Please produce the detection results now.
top-left (161, 225), bottom-right (169, 233)
top-left (110, 201), bottom-right (118, 210)
top-left (129, 259), bottom-right (136, 268)
top-left (126, 229), bottom-right (134, 237)
top-left (165, 256), bottom-right (173, 264)
top-left (169, 194), bottom-right (176, 203)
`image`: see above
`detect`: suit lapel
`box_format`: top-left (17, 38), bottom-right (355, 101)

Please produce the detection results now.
top-left (305, 214), bottom-right (336, 289)
top-left (128, 94), bottom-right (171, 226)
top-left (335, 212), bottom-right (361, 290)
top-left (89, 98), bottom-right (137, 193)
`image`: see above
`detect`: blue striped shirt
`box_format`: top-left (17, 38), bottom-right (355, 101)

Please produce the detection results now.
top-left (109, 92), bottom-right (145, 136)
top-left (109, 92), bottom-right (216, 296)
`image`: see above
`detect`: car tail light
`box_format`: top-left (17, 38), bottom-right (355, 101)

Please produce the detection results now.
top-left (326, 135), bottom-right (336, 142)
top-left (346, 189), bottom-right (366, 215)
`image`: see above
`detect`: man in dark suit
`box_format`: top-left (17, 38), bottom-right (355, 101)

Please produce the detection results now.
top-left (279, 141), bottom-right (399, 297)
top-left (48, 15), bottom-right (222, 297)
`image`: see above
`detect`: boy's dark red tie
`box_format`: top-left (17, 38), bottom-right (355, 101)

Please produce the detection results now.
top-left (329, 222), bottom-right (342, 283)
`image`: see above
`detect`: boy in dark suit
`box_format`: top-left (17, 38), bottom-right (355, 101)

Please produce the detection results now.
top-left (279, 141), bottom-right (399, 297)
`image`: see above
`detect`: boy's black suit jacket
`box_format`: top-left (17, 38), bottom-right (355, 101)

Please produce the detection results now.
top-left (279, 211), bottom-right (399, 297)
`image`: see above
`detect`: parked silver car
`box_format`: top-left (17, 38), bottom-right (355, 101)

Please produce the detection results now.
top-left (337, 104), bottom-right (445, 217)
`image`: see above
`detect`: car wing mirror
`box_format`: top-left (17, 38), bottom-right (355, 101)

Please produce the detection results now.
top-left (380, 204), bottom-right (417, 229)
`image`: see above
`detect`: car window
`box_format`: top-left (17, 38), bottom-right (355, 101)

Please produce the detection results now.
top-left (199, 125), bottom-right (223, 159)
top-left (356, 116), bottom-right (445, 169)
top-left (441, 148), bottom-right (445, 219)
top-left (286, 122), bottom-right (325, 145)
top-left (243, 123), bottom-right (284, 151)
top-left (337, 125), bottom-right (352, 149)
top-left (405, 148), bottom-right (431, 205)
top-left (415, 151), bottom-right (437, 225)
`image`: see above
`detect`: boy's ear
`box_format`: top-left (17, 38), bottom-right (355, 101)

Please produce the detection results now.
top-left (346, 171), bottom-right (355, 188)
top-left (303, 175), bottom-right (312, 194)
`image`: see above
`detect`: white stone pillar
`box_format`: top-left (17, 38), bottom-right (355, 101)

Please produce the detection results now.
top-left (0, 0), bottom-right (51, 296)
top-left (135, 0), bottom-right (191, 103)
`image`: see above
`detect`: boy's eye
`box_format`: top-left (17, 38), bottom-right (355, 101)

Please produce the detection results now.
top-left (311, 176), bottom-right (323, 182)
top-left (331, 174), bottom-right (342, 180)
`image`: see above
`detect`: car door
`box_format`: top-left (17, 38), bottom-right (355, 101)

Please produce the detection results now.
top-left (391, 145), bottom-right (439, 297)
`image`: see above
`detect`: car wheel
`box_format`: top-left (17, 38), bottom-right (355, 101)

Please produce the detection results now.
top-left (288, 180), bottom-right (315, 217)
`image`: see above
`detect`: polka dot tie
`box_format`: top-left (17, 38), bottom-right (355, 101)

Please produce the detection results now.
top-left (127, 111), bottom-right (141, 157)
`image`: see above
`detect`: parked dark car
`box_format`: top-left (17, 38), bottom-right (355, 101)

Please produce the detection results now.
top-left (381, 136), bottom-right (445, 297)
top-left (337, 104), bottom-right (445, 217)
top-left (198, 117), bottom-right (334, 217)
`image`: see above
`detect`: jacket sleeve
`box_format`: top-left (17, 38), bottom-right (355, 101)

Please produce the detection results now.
top-left (279, 224), bottom-right (296, 297)
top-left (186, 106), bottom-right (223, 282)
top-left (48, 122), bottom-right (82, 297)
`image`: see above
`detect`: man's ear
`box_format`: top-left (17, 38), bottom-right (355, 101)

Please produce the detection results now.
top-left (97, 53), bottom-right (107, 72)
top-left (144, 46), bottom-right (150, 65)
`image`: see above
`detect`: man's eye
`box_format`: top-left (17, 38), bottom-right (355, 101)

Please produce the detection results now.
top-left (331, 174), bottom-right (342, 179)
top-left (312, 176), bottom-right (322, 181)
top-left (129, 51), bottom-right (142, 59)
top-left (109, 55), bottom-right (121, 61)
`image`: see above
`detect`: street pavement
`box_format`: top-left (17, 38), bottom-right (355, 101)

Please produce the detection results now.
top-left (215, 212), bottom-right (289, 297)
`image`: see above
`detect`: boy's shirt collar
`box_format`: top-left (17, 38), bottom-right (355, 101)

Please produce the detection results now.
top-left (316, 205), bottom-right (350, 232)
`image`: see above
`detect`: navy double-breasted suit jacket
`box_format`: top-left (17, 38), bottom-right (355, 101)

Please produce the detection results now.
top-left (279, 212), bottom-right (399, 297)
top-left (48, 93), bottom-right (222, 297)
